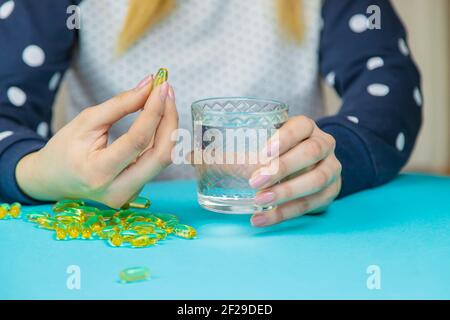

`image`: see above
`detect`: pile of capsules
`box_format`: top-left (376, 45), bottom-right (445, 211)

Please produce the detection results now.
top-left (0, 202), bottom-right (22, 220)
top-left (1, 197), bottom-right (196, 248)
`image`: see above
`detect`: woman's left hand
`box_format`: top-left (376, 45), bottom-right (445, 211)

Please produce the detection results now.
top-left (249, 116), bottom-right (342, 227)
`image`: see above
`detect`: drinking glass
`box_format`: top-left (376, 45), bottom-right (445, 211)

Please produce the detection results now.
top-left (191, 97), bottom-right (289, 214)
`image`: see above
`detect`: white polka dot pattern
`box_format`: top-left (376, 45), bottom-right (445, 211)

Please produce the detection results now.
top-left (37, 122), bottom-right (49, 138)
top-left (396, 132), bottom-right (405, 152)
top-left (347, 116), bottom-right (359, 124)
top-left (22, 45), bottom-right (46, 67)
top-left (0, 131), bottom-right (14, 142)
top-left (0, 0), bottom-right (14, 19)
top-left (398, 38), bottom-right (410, 56)
top-left (367, 57), bottom-right (384, 70)
top-left (413, 87), bottom-right (422, 107)
top-left (49, 72), bottom-right (61, 91)
top-left (367, 84), bottom-right (390, 97)
top-left (7, 86), bottom-right (27, 106)
top-left (349, 14), bottom-right (368, 33)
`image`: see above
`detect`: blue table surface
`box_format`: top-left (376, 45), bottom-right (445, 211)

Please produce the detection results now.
top-left (1, 174), bottom-right (450, 300)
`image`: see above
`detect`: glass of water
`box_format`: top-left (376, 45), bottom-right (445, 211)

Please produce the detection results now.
top-left (191, 97), bottom-right (289, 214)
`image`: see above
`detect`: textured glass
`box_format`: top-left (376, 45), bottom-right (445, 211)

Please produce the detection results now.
top-left (192, 97), bottom-right (289, 214)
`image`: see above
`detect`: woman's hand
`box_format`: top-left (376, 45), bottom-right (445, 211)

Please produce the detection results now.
top-left (16, 76), bottom-right (178, 208)
top-left (249, 116), bottom-right (342, 227)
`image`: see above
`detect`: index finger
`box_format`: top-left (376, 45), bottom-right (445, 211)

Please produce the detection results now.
top-left (99, 82), bottom-right (171, 176)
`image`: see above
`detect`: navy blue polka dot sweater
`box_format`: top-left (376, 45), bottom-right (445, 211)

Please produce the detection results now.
top-left (0, 0), bottom-right (422, 204)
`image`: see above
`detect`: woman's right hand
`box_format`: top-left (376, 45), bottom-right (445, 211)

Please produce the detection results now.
top-left (16, 76), bottom-right (178, 208)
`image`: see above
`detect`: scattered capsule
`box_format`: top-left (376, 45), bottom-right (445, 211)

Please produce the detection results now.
top-left (97, 226), bottom-right (120, 239)
top-left (26, 212), bottom-right (50, 222)
top-left (120, 230), bottom-right (139, 242)
top-left (153, 227), bottom-right (168, 240)
top-left (9, 203), bottom-right (21, 218)
top-left (123, 196), bottom-right (151, 210)
top-left (0, 204), bottom-right (10, 219)
top-left (68, 222), bottom-right (81, 239)
top-left (55, 223), bottom-right (68, 240)
top-left (81, 225), bottom-right (93, 239)
top-left (52, 199), bottom-right (85, 212)
top-left (37, 217), bottom-right (57, 230)
top-left (153, 68), bottom-right (169, 87)
top-left (86, 215), bottom-right (106, 233)
top-left (119, 266), bottom-right (150, 283)
top-left (173, 224), bottom-right (197, 239)
top-left (109, 233), bottom-right (124, 247)
top-left (130, 234), bottom-right (158, 248)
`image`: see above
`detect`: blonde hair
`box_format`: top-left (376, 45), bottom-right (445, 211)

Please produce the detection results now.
top-left (117, 0), bottom-right (304, 54)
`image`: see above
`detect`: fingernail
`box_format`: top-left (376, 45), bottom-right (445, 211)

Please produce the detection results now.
top-left (160, 82), bottom-right (170, 101)
top-left (135, 74), bottom-right (153, 90)
top-left (168, 85), bottom-right (175, 101)
top-left (251, 214), bottom-right (268, 227)
top-left (254, 192), bottom-right (276, 205)
top-left (249, 173), bottom-right (271, 189)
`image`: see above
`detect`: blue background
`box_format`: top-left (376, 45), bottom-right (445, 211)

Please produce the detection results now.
top-left (1, 174), bottom-right (449, 299)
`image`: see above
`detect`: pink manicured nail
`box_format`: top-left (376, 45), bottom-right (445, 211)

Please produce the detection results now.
top-left (249, 174), bottom-right (271, 189)
top-left (135, 74), bottom-right (153, 90)
top-left (168, 85), bottom-right (176, 101)
top-left (255, 192), bottom-right (276, 205)
top-left (251, 214), bottom-right (268, 227)
top-left (160, 82), bottom-right (170, 101)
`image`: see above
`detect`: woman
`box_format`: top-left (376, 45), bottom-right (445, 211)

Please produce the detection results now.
top-left (0, 0), bottom-right (422, 227)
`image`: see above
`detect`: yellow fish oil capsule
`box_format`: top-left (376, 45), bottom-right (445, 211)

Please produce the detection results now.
top-left (119, 266), bottom-right (150, 283)
top-left (120, 230), bottom-right (139, 242)
top-left (37, 217), bottom-right (57, 230)
top-left (123, 197), bottom-right (151, 210)
top-left (55, 223), bottom-right (68, 240)
top-left (109, 233), bottom-right (124, 247)
top-left (26, 212), bottom-right (50, 222)
top-left (68, 222), bottom-right (81, 239)
top-left (52, 199), bottom-right (85, 212)
top-left (81, 225), bottom-right (93, 239)
top-left (130, 234), bottom-right (158, 248)
top-left (153, 68), bottom-right (169, 87)
top-left (97, 226), bottom-right (120, 239)
top-left (173, 224), bottom-right (197, 239)
top-left (0, 204), bottom-right (10, 219)
top-left (9, 203), bottom-right (22, 218)
top-left (86, 215), bottom-right (106, 233)
top-left (153, 227), bottom-right (168, 240)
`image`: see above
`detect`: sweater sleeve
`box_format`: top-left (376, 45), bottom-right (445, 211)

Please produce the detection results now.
top-left (0, 0), bottom-right (81, 203)
top-left (317, 0), bottom-right (422, 197)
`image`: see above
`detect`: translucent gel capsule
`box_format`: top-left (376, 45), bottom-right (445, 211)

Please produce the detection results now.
top-left (68, 222), bottom-right (81, 239)
top-left (173, 224), bottom-right (197, 239)
top-left (119, 266), bottom-right (150, 283)
top-left (26, 212), bottom-right (50, 222)
top-left (55, 223), bottom-right (68, 240)
top-left (127, 197), bottom-right (151, 209)
top-left (81, 225), bottom-right (93, 239)
top-left (120, 230), bottom-right (139, 242)
top-left (0, 204), bottom-right (10, 219)
top-left (86, 215), bottom-right (106, 233)
top-left (153, 68), bottom-right (169, 87)
top-left (97, 226), bottom-right (119, 239)
top-left (52, 199), bottom-right (85, 212)
top-left (37, 217), bottom-right (57, 230)
top-left (109, 233), bottom-right (124, 247)
top-left (130, 234), bottom-right (158, 248)
top-left (153, 227), bottom-right (168, 240)
top-left (9, 202), bottom-right (22, 218)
